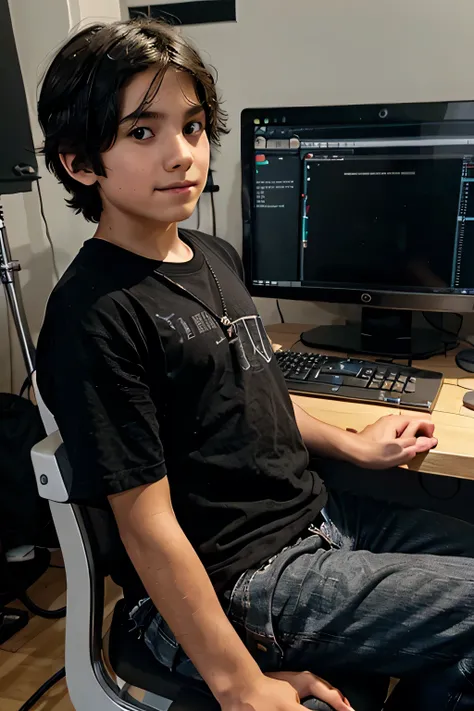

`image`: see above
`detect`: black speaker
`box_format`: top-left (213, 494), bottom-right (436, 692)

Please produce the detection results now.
top-left (0, 0), bottom-right (38, 195)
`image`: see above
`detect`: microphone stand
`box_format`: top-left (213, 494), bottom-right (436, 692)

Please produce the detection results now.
top-left (0, 197), bottom-right (36, 379)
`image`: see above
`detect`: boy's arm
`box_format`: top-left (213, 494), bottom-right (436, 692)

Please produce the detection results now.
top-left (291, 398), bottom-right (437, 469)
top-left (109, 478), bottom-right (308, 711)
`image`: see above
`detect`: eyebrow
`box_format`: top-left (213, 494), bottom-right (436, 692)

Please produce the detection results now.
top-left (119, 103), bottom-right (205, 125)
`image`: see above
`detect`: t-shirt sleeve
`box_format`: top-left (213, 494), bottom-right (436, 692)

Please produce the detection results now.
top-left (36, 298), bottom-right (167, 503)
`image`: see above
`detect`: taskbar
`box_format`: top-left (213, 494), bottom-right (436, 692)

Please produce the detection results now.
top-left (252, 279), bottom-right (474, 295)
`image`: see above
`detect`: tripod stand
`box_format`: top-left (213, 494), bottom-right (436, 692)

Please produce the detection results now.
top-left (0, 196), bottom-right (36, 380)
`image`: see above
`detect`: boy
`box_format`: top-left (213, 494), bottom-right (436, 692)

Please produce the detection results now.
top-left (36, 18), bottom-right (474, 711)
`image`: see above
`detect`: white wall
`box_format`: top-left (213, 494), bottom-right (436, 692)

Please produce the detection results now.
top-left (2, 0), bottom-right (123, 392)
top-left (2, 0), bottom-right (474, 390)
top-left (128, 0), bottom-right (474, 324)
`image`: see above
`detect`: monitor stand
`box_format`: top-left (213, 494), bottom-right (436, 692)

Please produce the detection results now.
top-left (300, 307), bottom-right (452, 360)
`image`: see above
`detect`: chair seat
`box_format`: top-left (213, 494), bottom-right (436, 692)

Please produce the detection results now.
top-left (109, 599), bottom-right (217, 709)
top-left (108, 600), bottom-right (389, 711)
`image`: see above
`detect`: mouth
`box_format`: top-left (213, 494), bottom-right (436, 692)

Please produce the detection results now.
top-left (155, 181), bottom-right (198, 194)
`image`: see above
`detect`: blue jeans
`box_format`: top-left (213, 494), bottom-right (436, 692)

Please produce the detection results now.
top-left (132, 490), bottom-right (474, 710)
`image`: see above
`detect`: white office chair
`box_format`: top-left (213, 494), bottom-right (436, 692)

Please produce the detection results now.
top-left (30, 377), bottom-right (389, 711)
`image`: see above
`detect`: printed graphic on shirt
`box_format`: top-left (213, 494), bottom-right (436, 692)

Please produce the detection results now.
top-left (155, 312), bottom-right (177, 331)
top-left (156, 310), bottom-right (219, 342)
top-left (191, 311), bottom-right (219, 335)
top-left (155, 311), bottom-right (273, 373)
top-left (231, 315), bottom-right (273, 372)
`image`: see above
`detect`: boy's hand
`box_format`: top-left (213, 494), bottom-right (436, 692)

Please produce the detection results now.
top-left (221, 673), bottom-right (355, 711)
top-left (351, 414), bottom-right (437, 469)
top-left (266, 671), bottom-right (356, 711)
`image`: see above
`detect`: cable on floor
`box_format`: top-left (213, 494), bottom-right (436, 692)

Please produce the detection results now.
top-left (18, 666), bottom-right (66, 711)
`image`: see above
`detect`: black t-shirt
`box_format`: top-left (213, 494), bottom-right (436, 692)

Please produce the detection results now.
top-left (36, 230), bottom-right (326, 596)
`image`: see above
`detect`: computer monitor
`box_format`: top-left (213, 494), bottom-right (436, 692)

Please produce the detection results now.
top-left (241, 101), bottom-right (474, 358)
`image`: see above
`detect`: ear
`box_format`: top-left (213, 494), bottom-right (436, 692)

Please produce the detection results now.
top-left (60, 153), bottom-right (98, 187)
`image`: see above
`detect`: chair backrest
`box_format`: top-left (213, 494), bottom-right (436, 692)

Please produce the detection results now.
top-left (30, 373), bottom-right (138, 711)
top-left (31, 433), bottom-right (129, 710)
top-left (33, 371), bottom-right (57, 437)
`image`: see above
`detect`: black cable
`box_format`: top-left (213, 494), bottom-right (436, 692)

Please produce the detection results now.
top-left (289, 338), bottom-right (302, 350)
top-left (3, 552), bottom-right (66, 619)
top-left (208, 169), bottom-right (217, 236)
top-left (276, 299), bottom-right (285, 324)
top-left (17, 588), bottom-right (66, 619)
top-left (210, 192), bottom-right (217, 237)
top-left (36, 180), bottom-right (60, 281)
top-left (422, 312), bottom-right (473, 349)
top-left (418, 472), bottom-right (461, 501)
top-left (18, 666), bottom-right (65, 711)
top-left (196, 198), bottom-right (201, 230)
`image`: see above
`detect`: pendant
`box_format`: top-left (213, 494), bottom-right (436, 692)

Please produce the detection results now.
top-left (221, 316), bottom-right (236, 341)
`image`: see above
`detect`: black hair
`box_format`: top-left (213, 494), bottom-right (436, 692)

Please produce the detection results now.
top-left (38, 18), bottom-right (228, 222)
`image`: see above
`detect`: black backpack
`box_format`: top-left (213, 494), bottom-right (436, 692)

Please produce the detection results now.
top-left (0, 390), bottom-right (51, 551)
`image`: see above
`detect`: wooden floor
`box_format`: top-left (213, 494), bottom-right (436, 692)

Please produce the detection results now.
top-left (0, 554), bottom-right (120, 711)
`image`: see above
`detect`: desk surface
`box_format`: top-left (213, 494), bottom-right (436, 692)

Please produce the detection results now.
top-left (267, 323), bottom-right (474, 481)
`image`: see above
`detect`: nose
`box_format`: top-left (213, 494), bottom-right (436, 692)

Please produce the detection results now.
top-left (163, 132), bottom-right (194, 174)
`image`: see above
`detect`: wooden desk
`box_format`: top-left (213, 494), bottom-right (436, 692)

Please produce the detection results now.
top-left (267, 323), bottom-right (474, 481)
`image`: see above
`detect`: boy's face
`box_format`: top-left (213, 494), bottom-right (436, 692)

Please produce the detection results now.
top-left (74, 66), bottom-right (210, 227)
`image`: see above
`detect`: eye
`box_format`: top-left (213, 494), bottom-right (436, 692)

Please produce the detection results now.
top-left (184, 120), bottom-right (205, 136)
top-left (129, 126), bottom-right (154, 141)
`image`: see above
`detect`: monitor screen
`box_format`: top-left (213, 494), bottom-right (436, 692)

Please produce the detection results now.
top-left (241, 102), bottom-right (474, 311)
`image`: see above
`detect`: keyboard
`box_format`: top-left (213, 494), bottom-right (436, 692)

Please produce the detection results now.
top-left (275, 350), bottom-right (443, 412)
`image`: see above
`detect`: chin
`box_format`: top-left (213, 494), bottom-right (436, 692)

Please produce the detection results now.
top-left (169, 205), bottom-right (199, 224)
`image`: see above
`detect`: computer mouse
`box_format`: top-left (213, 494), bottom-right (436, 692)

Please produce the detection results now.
top-left (455, 349), bottom-right (474, 373)
top-left (463, 391), bottom-right (474, 412)
top-left (302, 697), bottom-right (336, 711)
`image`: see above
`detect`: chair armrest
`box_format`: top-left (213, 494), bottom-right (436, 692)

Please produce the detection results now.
top-left (31, 431), bottom-right (72, 503)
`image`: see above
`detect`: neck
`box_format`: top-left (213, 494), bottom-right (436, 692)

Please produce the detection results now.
top-left (94, 207), bottom-right (192, 262)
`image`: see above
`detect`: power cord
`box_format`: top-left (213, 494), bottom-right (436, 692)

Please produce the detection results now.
top-left (36, 179), bottom-right (60, 282)
top-left (210, 190), bottom-right (217, 237)
top-left (276, 299), bottom-right (285, 324)
top-left (18, 588), bottom-right (66, 619)
top-left (422, 312), bottom-right (474, 349)
top-left (18, 666), bottom-right (65, 711)
top-left (3, 550), bottom-right (66, 620)
top-left (196, 198), bottom-right (201, 230)
top-left (204, 169), bottom-right (219, 237)
top-left (417, 472), bottom-right (461, 501)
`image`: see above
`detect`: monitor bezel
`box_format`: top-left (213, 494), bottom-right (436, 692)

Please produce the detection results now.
top-left (241, 100), bottom-right (474, 314)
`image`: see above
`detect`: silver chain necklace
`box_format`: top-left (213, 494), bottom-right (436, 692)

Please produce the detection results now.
top-left (154, 252), bottom-right (236, 342)
top-left (202, 253), bottom-right (236, 340)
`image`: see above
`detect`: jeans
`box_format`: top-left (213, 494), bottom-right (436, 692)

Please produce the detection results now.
top-left (132, 490), bottom-right (474, 710)
top-left (227, 490), bottom-right (474, 710)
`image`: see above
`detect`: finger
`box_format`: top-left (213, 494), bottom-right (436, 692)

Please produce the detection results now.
top-left (316, 689), bottom-right (355, 711)
top-left (392, 417), bottom-right (435, 439)
top-left (398, 429), bottom-right (437, 454)
top-left (398, 437), bottom-right (418, 450)
top-left (408, 418), bottom-right (435, 438)
top-left (308, 679), bottom-right (356, 711)
top-left (414, 436), bottom-right (438, 453)
top-left (386, 441), bottom-right (418, 467)
top-left (395, 444), bottom-right (419, 464)
top-left (391, 417), bottom-right (412, 437)
top-left (399, 419), bottom-right (429, 441)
